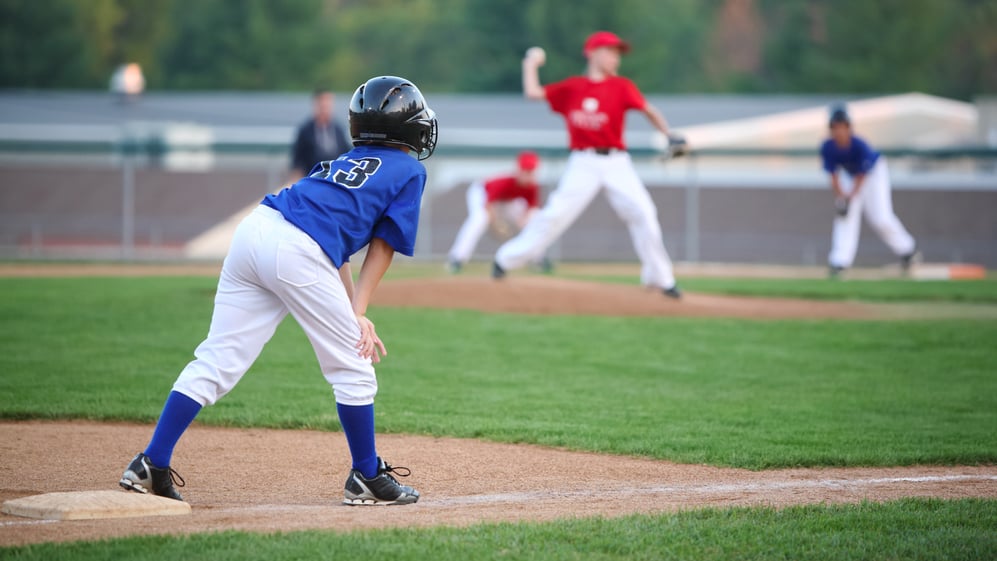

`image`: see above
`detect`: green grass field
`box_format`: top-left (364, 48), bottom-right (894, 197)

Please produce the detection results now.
top-left (1, 272), bottom-right (995, 559)
top-left (5, 499), bottom-right (994, 561)
top-left (558, 269), bottom-right (997, 303)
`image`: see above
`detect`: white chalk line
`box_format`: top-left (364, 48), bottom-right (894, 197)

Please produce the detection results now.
top-left (431, 474), bottom-right (997, 507)
top-left (3, 474), bottom-right (992, 524)
top-left (0, 518), bottom-right (59, 528)
top-left (212, 473), bottom-right (997, 514)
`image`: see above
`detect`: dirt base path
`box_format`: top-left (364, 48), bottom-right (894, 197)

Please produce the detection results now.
top-left (5, 262), bottom-right (987, 320)
top-left (372, 276), bottom-right (878, 319)
top-left (2, 422), bottom-right (994, 546)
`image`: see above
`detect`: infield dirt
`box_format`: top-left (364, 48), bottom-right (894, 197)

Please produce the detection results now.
top-left (2, 421), bottom-right (995, 546)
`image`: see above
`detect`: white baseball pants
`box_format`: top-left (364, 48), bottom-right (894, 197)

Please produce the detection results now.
top-left (496, 151), bottom-right (676, 289)
top-left (173, 205), bottom-right (377, 407)
top-left (448, 181), bottom-right (530, 263)
top-left (829, 158), bottom-right (916, 268)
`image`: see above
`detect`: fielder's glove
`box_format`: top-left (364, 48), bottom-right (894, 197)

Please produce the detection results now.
top-left (834, 197), bottom-right (850, 217)
top-left (652, 132), bottom-right (689, 160)
top-left (490, 220), bottom-right (512, 240)
top-left (667, 134), bottom-right (689, 158)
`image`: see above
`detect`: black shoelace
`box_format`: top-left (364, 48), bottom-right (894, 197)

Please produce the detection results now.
top-left (381, 462), bottom-right (411, 481)
top-left (169, 467), bottom-right (186, 488)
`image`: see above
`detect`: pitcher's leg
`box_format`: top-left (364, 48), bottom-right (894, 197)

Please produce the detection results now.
top-left (496, 153), bottom-right (601, 270)
top-left (602, 153), bottom-right (677, 289)
top-left (506, 200), bottom-right (551, 270)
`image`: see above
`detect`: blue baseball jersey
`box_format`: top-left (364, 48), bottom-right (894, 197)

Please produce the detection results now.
top-left (820, 135), bottom-right (880, 176)
top-left (262, 144), bottom-right (426, 268)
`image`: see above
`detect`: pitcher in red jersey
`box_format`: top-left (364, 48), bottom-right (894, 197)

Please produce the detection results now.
top-left (494, 32), bottom-right (683, 298)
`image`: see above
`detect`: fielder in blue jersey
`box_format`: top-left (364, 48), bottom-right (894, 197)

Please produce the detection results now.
top-left (119, 76), bottom-right (438, 506)
top-left (822, 106), bottom-right (917, 277)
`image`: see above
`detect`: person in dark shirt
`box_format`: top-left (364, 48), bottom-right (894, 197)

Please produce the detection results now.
top-left (289, 88), bottom-right (351, 180)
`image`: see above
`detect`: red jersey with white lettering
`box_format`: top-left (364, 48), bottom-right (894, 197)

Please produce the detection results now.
top-left (484, 176), bottom-right (539, 208)
top-left (544, 76), bottom-right (646, 150)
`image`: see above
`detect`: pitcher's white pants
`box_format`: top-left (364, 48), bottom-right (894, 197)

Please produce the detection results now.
top-left (495, 151), bottom-right (676, 289)
top-left (448, 182), bottom-right (530, 264)
top-left (829, 158), bottom-right (916, 268)
top-left (173, 205), bottom-right (376, 407)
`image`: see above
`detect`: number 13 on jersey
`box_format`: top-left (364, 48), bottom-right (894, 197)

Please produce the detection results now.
top-left (312, 157), bottom-right (382, 188)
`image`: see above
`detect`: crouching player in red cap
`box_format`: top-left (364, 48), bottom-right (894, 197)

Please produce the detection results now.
top-left (447, 150), bottom-right (551, 273)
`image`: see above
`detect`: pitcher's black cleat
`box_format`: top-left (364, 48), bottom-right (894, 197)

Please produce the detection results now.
top-left (343, 457), bottom-right (420, 506)
top-left (900, 249), bottom-right (921, 274)
top-left (119, 453), bottom-right (185, 501)
top-left (663, 285), bottom-right (682, 300)
top-left (491, 261), bottom-right (507, 280)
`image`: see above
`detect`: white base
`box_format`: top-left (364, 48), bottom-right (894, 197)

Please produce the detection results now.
top-left (2, 490), bottom-right (191, 521)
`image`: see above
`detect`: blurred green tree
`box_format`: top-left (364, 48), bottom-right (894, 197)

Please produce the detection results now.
top-left (0, 0), bottom-right (173, 89)
top-left (0, 0), bottom-right (993, 98)
top-left (318, 0), bottom-right (472, 92)
top-left (157, 0), bottom-right (333, 89)
top-left (0, 0), bottom-right (96, 87)
top-left (755, 0), bottom-right (995, 98)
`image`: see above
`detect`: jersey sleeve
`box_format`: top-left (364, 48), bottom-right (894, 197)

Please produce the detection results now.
top-left (524, 185), bottom-right (539, 207)
top-left (620, 78), bottom-right (646, 110)
top-left (372, 172), bottom-right (426, 256)
top-left (483, 178), bottom-right (502, 204)
top-left (820, 141), bottom-right (837, 174)
top-left (544, 79), bottom-right (572, 114)
top-left (853, 138), bottom-right (878, 174)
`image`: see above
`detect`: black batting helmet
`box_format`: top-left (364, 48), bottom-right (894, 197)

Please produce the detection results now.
top-left (349, 76), bottom-right (438, 160)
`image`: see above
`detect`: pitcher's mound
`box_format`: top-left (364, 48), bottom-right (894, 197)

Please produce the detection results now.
top-left (373, 276), bottom-right (876, 319)
top-left (2, 490), bottom-right (191, 521)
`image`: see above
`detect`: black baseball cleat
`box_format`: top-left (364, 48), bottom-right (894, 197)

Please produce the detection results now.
top-left (343, 457), bottom-right (420, 506)
top-left (900, 249), bottom-right (921, 274)
top-left (119, 453), bottom-right (185, 501)
top-left (828, 265), bottom-right (845, 279)
top-left (663, 285), bottom-right (682, 300)
top-left (491, 261), bottom-right (507, 280)
top-left (447, 260), bottom-right (463, 274)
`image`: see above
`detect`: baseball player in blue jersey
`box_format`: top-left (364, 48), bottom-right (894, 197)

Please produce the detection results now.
top-left (118, 76), bottom-right (437, 506)
top-left (822, 106), bottom-right (918, 277)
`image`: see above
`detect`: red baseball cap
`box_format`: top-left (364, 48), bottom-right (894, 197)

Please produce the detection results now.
top-left (517, 151), bottom-right (539, 171)
top-left (583, 31), bottom-right (630, 55)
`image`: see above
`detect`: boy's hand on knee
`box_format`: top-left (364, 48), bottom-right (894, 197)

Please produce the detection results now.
top-left (355, 315), bottom-right (387, 363)
top-left (834, 197), bottom-right (850, 217)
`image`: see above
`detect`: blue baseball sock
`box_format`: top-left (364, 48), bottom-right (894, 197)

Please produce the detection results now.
top-left (336, 402), bottom-right (379, 479)
top-left (144, 391), bottom-right (202, 468)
